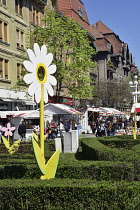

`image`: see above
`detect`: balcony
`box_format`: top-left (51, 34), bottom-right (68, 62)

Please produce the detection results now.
top-left (107, 61), bottom-right (116, 73)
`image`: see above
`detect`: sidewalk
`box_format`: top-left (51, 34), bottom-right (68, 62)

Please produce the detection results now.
top-left (79, 133), bottom-right (96, 138)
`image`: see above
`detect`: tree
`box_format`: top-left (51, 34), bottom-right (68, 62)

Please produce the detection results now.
top-left (26, 9), bottom-right (97, 101)
top-left (93, 79), bottom-right (132, 108)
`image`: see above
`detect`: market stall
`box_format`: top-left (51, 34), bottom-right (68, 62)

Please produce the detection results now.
top-left (0, 110), bottom-right (41, 140)
top-left (80, 107), bottom-right (102, 134)
top-left (44, 103), bottom-right (82, 131)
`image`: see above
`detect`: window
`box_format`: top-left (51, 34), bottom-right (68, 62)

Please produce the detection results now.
top-left (0, 20), bottom-right (8, 42)
top-left (15, 0), bottom-right (22, 16)
top-left (16, 29), bottom-right (24, 48)
top-left (33, 7), bottom-right (39, 25)
top-left (17, 63), bottom-right (23, 80)
top-left (0, 0), bottom-right (6, 6)
top-left (78, 7), bottom-right (84, 18)
top-left (0, 58), bottom-right (9, 79)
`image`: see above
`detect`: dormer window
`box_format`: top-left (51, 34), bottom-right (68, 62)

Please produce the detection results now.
top-left (78, 7), bottom-right (84, 18)
top-left (0, 0), bottom-right (6, 6)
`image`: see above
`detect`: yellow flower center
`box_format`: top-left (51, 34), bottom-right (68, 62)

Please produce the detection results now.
top-left (36, 63), bottom-right (48, 84)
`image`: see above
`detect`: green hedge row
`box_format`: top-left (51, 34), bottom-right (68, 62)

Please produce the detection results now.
top-left (0, 141), bottom-right (55, 154)
top-left (1, 159), bottom-right (140, 181)
top-left (97, 135), bottom-right (140, 149)
top-left (79, 138), bottom-right (140, 162)
top-left (1, 179), bottom-right (140, 209)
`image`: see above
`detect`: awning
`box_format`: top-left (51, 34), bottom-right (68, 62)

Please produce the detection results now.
top-left (99, 107), bottom-right (125, 116)
top-left (0, 98), bottom-right (35, 105)
top-left (0, 110), bottom-right (39, 118)
top-left (24, 100), bottom-right (36, 106)
top-left (86, 107), bottom-right (102, 112)
top-left (136, 108), bottom-right (140, 113)
top-left (44, 103), bottom-right (82, 115)
top-left (131, 103), bottom-right (140, 113)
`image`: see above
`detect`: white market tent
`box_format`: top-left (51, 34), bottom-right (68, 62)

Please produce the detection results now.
top-left (0, 110), bottom-right (43, 139)
top-left (44, 103), bottom-right (81, 115)
top-left (43, 103), bottom-right (82, 124)
top-left (99, 107), bottom-right (126, 116)
top-left (81, 107), bottom-right (102, 133)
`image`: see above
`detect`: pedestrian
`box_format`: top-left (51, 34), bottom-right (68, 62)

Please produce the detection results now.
top-left (18, 120), bottom-right (26, 141)
top-left (59, 121), bottom-right (64, 139)
top-left (50, 121), bottom-right (57, 140)
top-left (0, 122), bottom-right (3, 143)
top-left (59, 121), bottom-right (64, 150)
top-left (106, 121), bottom-right (112, 136)
top-left (64, 120), bottom-right (70, 132)
top-left (100, 121), bottom-right (106, 136)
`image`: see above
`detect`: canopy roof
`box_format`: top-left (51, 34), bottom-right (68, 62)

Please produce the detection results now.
top-left (44, 103), bottom-right (82, 115)
top-left (99, 107), bottom-right (125, 116)
top-left (0, 110), bottom-right (40, 119)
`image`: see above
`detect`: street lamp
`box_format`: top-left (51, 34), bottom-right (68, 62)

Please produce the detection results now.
top-left (129, 75), bottom-right (140, 139)
top-left (129, 75), bottom-right (139, 103)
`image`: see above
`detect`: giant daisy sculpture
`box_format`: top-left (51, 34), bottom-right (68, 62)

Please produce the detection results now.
top-left (23, 43), bottom-right (57, 104)
top-left (23, 43), bottom-right (60, 180)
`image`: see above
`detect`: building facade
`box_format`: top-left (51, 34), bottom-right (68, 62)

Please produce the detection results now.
top-left (90, 21), bottom-right (138, 83)
top-left (0, 0), bottom-right (56, 111)
top-left (0, 0), bottom-right (138, 111)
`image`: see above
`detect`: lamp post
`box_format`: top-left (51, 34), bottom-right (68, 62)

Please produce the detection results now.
top-left (129, 75), bottom-right (140, 139)
top-left (129, 75), bottom-right (139, 103)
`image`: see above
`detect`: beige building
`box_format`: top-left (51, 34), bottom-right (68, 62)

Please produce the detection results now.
top-left (0, 0), bottom-right (56, 111)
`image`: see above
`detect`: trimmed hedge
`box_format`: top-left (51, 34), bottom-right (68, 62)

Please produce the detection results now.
top-left (1, 136), bottom-right (140, 209)
top-left (1, 179), bottom-right (140, 209)
top-left (98, 136), bottom-right (140, 149)
top-left (79, 138), bottom-right (140, 162)
top-left (0, 140), bottom-right (55, 154)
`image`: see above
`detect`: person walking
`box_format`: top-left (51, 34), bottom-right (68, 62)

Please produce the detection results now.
top-left (106, 121), bottom-right (112, 136)
top-left (18, 120), bottom-right (26, 141)
top-left (64, 120), bottom-right (70, 132)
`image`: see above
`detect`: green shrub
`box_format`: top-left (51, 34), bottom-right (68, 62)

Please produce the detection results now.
top-left (97, 135), bottom-right (140, 149)
top-left (79, 138), bottom-right (140, 162)
top-left (1, 179), bottom-right (140, 209)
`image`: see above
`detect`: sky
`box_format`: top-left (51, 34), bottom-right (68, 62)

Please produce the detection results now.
top-left (82, 0), bottom-right (140, 69)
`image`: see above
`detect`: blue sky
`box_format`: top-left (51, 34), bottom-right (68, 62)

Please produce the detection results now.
top-left (82, 0), bottom-right (140, 69)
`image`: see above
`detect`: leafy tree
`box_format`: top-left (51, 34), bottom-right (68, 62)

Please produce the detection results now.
top-left (93, 79), bottom-right (132, 108)
top-left (26, 9), bottom-right (97, 101)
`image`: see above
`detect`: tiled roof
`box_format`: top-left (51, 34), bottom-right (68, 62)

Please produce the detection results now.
top-left (92, 21), bottom-right (113, 34)
top-left (57, 0), bottom-right (90, 31)
top-left (90, 23), bottom-right (112, 52)
top-left (90, 21), bottom-right (123, 54)
top-left (95, 38), bottom-right (112, 52)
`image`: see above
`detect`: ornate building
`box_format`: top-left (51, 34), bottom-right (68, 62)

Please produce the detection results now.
top-left (0, 0), bottom-right (138, 111)
top-left (0, 0), bottom-right (56, 111)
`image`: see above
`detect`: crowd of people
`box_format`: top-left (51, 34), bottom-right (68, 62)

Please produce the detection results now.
top-left (89, 116), bottom-right (133, 137)
top-left (42, 119), bottom-right (76, 141)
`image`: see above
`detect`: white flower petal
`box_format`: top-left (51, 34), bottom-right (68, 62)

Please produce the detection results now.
top-left (28, 82), bottom-right (37, 96)
top-left (35, 87), bottom-right (41, 103)
top-left (27, 49), bottom-right (36, 63)
top-left (48, 64), bottom-right (56, 74)
top-left (24, 43), bottom-right (57, 104)
top-left (46, 83), bottom-right (54, 96)
top-left (44, 89), bottom-right (48, 103)
top-left (48, 75), bottom-right (57, 86)
top-left (23, 61), bottom-right (34, 73)
top-left (41, 45), bottom-right (47, 61)
top-left (46, 53), bottom-right (53, 67)
top-left (24, 73), bottom-right (34, 84)
top-left (34, 43), bottom-right (41, 58)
